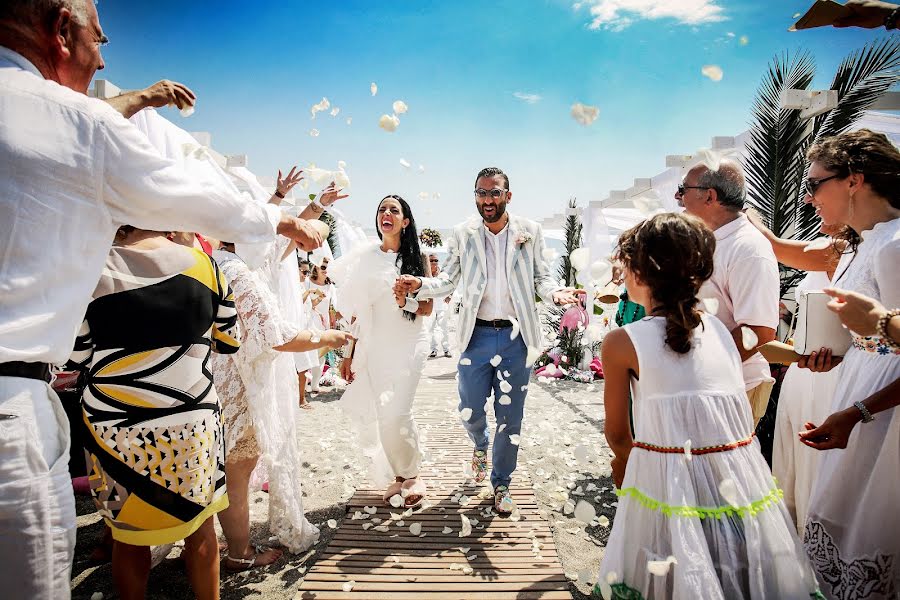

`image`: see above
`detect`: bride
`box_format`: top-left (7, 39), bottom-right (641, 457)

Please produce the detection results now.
top-left (333, 195), bottom-right (433, 507)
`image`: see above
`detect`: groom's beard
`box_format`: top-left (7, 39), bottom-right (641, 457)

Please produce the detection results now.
top-left (478, 201), bottom-right (507, 224)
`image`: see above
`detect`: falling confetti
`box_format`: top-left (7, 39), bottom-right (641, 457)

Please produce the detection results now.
top-left (399, 158), bottom-right (411, 169)
top-left (739, 35), bottom-right (749, 46)
top-left (370, 82), bottom-right (378, 96)
top-left (330, 107), bottom-right (340, 117)
top-left (490, 355), bottom-right (502, 367)
top-left (803, 237), bottom-right (832, 252)
top-left (310, 97), bottom-right (330, 119)
top-left (740, 326), bottom-right (759, 351)
top-left (459, 358), bottom-right (472, 366)
top-left (702, 65), bottom-right (724, 82)
top-left (499, 380), bottom-right (512, 394)
top-left (379, 114), bottom-right (400, 132)
top-left (526, 346), bottom-right (541, 367)
top-left (346, 117), bottom-right (353, 125)
top-left (417, 165), bottom-right (425, 174)
top-left (460, 407), bottom-right (473, 421)
top-left (701, 298), bottom-right (720, 314)
top-left (509, 434), bottom-right (521, 445)
top-left (719, 478), bottom-right (740, 507)
top-left (499, 394), bottom-right (512, 405)
top-left (569, 247), bottom-right (590, 272)
top-left (309, 128), bottom-right (319, 137)
top-left (508, 315), bottom-right (521, 340)
top-left (571, 101), bottom-right (600, 126)
top-left (647, 556), bottom-right (678, 576)
top-left (393, 100), bottom-right (409, 114)
top-left (498, 424), bottom-right (507, 432)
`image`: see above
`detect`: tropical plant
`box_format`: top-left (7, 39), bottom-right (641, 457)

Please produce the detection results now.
top-left (744, 38), bottom-right (900, 301)
top-left (557, 197), bottom-right (582, 287)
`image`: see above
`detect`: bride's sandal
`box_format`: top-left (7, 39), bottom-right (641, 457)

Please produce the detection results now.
top-left (401, 477), bottom-right (426, 508)
top-left (383, 477), bottom-right (405, 505)
top-left (222, 546), bottom-right (283, 572)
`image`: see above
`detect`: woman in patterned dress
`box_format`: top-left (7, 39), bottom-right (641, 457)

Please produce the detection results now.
top-left (68, 226), bottom-right (240, 600)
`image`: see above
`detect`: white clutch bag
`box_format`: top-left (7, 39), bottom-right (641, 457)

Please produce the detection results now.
top-left (793, 290), bottom-right (852, 356)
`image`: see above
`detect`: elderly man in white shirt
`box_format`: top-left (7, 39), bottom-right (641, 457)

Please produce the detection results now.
top-left (676, 159), bottom-right (780, 426)
top-left (0, 1), bottom-right (329, 597)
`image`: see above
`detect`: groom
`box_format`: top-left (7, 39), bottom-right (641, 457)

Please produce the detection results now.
top-left (395, 167), bottom-right (578, 514)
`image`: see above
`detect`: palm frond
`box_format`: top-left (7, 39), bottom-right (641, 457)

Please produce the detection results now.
top-left (557, 197), bottom-right (582, 286)
top-left (744, 51), bottom-right (816, 240)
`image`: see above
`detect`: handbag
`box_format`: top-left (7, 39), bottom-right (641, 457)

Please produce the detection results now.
top-left (793, 290), bottom-right (852, 356)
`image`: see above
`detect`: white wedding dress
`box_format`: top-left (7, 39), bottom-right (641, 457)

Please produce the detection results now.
top-left (329, 243), bottom-right (430, 486)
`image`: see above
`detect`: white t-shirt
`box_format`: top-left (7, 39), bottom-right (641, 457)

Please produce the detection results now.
top-left (477, 223), bottom-right (517, 321)
top-left (698, 214), bottom-right (780, 390)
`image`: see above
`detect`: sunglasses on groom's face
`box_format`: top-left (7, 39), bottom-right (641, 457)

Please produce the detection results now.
top-left (474, 188), bottom-right (506, 199)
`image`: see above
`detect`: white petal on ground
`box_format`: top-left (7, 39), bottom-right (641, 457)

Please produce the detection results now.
top-left (803, 237), bottom-right (832, 252)
top-left (597, 515), bottom-right (610, 527)
top-left (460, 407), bottom-right (473, 421)
top-left (569, 248), bottom-right (591, 272)
top-left (342, 581), bottom-right (355, 592)
top-left (571, 101), bottom-right (600, 126)
top-left (364, 506), bottom-right (378, 515)
top-left (509, 434), bottom-right (521, 445)
top-left (719, 478), bottom-right (740, 507)
top-left (449, 562), bottom-right (463, 571)
top-left (566, 571), bottom-right (579, 580)
top-left (379, 114), bottom-right (400, 132)
top-left (574, 444), bottom-right (589, 463)
top-left (499, 380), bottom-right (512, 394)
top-left (409, 523), bottom-right (422, 535)
top-left (490, 355), bottom-right (502, 367)
top-left (91, 593), bottom-right (103, 600)
top-left (563, 500), bottom-right (575, 515)
top-left (370, 82), bottom-right (378, 96)
top-left (362, 522), bottom-right (372, 530)
top-left (309, 128), bottom-right (319, 137)
top-left (459, 358), bottom-right (472, 366)
top-left (499, 395), bottom-right (512, 405)
top-left (574, 500), bottom-right (597, 524)
top-left (327, 519), bottom-right (337, 528)
top-left (459, 514), bottom-right (472, 537)
top-left (701, 298), bottom-right (720, 314)
top-left (389, 494), bottom-right (403, 508)
top-left (399, 158), bottom-right (411, 169)
top-left (462, 565), bottom-right (474, 575)
top-left (393, 100), bottom-right (409, 114)
top-left (740, 326), bottom-right (759, 351)
top-left (507, 315), bottom-right (521, 340)
top-left (442, 526), bottom-right (452, 534)
top-left (701, 64), bottom-right (724, 82)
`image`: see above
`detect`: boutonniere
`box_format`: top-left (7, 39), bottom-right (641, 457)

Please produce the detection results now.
top-left (514, 231), bottom-right (532, 246)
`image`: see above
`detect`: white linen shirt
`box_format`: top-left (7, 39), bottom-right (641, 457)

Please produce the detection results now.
top-left (0, 47), bottom-right (282, 365)
top-left (698, 213), bottom-right (780, 390)
top-left (476, 223), bottom-right (517, 321)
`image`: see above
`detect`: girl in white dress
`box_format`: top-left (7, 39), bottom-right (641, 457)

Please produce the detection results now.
top-left (293, 258), bottom-right (319, 409)
top-left (307, 259), bottom-right (335, 395)
top-left (598, 213), bottom-right (821, 599)
top-left (797, 129), bottom-right (900, 600)
top-left (331, 195), bottom-right (433, 506)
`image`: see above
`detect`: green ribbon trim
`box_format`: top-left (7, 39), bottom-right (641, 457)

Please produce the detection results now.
top-left (615, 486), bottom-right (785, 520)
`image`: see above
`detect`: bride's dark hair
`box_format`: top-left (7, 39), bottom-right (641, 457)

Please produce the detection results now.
top-left (376, 195), bottom-right (426, 322)
top-left (615, 213), bottom-right (716, 354)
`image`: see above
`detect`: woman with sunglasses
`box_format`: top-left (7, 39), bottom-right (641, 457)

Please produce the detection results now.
top-left (784, 129), bottom-right (899, 598)
top-left (331, 195), bottom-right (433, 507)
top-left (306, 258), bottom-right (334, 395)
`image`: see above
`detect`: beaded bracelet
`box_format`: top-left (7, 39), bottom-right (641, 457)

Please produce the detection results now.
top-left (876, 308), bottom-right (900, 349)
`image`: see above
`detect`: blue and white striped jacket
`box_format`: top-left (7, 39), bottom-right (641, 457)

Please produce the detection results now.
top-left (416, 214), bottom-right (560, 353)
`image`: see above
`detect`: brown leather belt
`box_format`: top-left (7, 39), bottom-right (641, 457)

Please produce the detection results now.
top-left (0, 361), bottom-right (52, 383)
top-left (475, 318), bottom-right (513, 328)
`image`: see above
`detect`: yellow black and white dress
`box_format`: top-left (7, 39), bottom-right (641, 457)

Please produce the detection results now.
top-left (68, 244), bottom-right (239, 546)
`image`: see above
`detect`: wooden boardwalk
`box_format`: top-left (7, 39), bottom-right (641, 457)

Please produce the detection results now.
top-left (296, 366), bottom-right (574, 600)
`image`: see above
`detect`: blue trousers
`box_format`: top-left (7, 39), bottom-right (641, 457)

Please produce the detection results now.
top-left (457, 325), bottom-right (531, 489)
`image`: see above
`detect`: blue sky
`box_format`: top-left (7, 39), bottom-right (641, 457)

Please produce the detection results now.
top-left (95, 0), bottom-right (889, 229)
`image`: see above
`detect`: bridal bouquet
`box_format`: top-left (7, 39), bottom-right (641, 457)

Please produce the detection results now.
top-left (419, 228), bottom-right (442, 248)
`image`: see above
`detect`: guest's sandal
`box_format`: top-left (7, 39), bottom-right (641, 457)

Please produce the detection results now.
top-left (222, 546), bottom-right (283, 572)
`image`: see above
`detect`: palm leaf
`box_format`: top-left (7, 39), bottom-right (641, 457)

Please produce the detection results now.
top-left (557, 197), bottom-right (582, 286)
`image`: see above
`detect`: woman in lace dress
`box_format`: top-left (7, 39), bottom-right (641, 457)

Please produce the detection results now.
top-left (794, 130), bottom-right (900, 600)
top-left (333, 195), bottom-right (433, 506)
top-left (211, 238), bottom-right (351, 570)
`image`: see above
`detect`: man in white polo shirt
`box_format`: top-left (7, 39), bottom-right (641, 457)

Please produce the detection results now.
top-left (677, 159), bottom-right (780, 425)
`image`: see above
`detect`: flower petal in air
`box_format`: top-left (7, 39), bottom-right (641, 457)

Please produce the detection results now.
top-left (571, 102), bottom-right (600, 126)
top-left (393, 100), bottom-right (408, 114)
top-left (740, 326), bottom-right (759, 351)
top-left (490, 355), bottom-right (502, 367)
top-left (701, 65), bottom-right (724, 82)
top-left (379, 114), bottom-right (400, 132)
top-left (370, 82), bottom-right (378, 96)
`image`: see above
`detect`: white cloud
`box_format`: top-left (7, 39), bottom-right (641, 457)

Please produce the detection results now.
top-left (575, 0), bottom-right (726, 31)
top-left (513, 91), bottom-right (543, 104)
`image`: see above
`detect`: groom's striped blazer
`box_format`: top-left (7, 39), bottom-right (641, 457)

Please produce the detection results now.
top-left (416, 213), bottom-right (561, 353)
